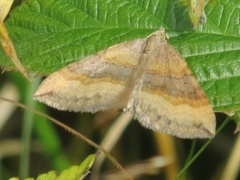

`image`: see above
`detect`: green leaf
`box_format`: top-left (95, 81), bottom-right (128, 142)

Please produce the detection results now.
top-left (57, 153), bottom-right (96, 180)
top-left (36, 171), bottom-right (57, 180)
top-left (9, 154), bottom-right (96, 180)
top-left (0, 0), bottom-right (190, 72)
top-left (0, 0), bottom-right (240, 115)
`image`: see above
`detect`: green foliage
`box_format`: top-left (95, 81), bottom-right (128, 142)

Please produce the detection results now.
top-left (9, 154), bottom-right (96, 180)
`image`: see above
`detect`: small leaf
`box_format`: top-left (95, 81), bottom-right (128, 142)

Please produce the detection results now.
top-left (0, 0), bottom-right (29, 79)
top-left (57, 154), bottom-right (96, 180)
top-left (188, 0), bottom-right (206, 29)
top-left (36, 171), bottom-right (57, 180)
top-left (0, 21), bottom-right (29, 79)
top-left (9, 154), bottom-right (96, 180)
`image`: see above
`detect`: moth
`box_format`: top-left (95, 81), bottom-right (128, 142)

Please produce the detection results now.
top-left (34, 29), bottom-right (215, 138)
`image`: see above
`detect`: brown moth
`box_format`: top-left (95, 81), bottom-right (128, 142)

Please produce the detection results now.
top-left (34, 29), bottom-right (215, 138)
